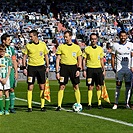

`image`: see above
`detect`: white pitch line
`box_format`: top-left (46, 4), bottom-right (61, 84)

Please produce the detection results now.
top-left (15, 97), bottom-right (133, 127)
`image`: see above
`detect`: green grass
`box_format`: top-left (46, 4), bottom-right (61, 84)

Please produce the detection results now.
top-left (0, 79), bottom-right (133, 133)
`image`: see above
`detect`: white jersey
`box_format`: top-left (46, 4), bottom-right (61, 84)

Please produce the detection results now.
top-left (112, 41), bottom-right (133, 71)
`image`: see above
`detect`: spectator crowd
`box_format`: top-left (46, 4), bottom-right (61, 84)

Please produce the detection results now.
top-left (0, 0), bottom-right (132, 72)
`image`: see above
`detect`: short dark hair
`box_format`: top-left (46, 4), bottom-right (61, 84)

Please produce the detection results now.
top-left (119, 30), bottom-right (127, 36)
top-left (0, 44), bottom-right (6, 51)
top-left (64, 30), bottom-right (72, 36)
top-left (1, 33), bottom-right (10, 43)
top-left (29, 30), bottom-right (38, 36)
top-left (90, 33), bottom-right (98, 38)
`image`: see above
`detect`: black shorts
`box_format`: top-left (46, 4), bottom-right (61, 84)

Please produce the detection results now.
top-left (27, 65), bottom-right (45, 84)
top-left (59, 64), bottom-right (80, 85)
top-left (86, 67), bottom-right (104, 86)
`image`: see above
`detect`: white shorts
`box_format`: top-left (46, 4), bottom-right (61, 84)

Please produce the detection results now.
top-left (0, 78), bottom-right (10, 90)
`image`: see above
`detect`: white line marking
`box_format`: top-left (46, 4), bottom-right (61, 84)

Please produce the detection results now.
top-left (15, 97), bottom-right (133, 127)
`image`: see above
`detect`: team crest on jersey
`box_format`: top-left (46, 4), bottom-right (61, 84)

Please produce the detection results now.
top-left (72, 52), bottom-right (76, 57)
top-left (98, 55), bottom-right (100, 60)
top-left (40, 51), bottom-right (43, 56)
top-left (127, 47), bottom-right (130, 50)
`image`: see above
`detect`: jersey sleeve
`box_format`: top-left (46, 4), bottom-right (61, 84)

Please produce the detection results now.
top-left (77, 46), bottom-right (82, 57)
top-left (44, 43), bottom-right (49, 55)
top-left (23, 44), bottom-right (28, 55)
top-left (5, 57), bottom-right (12, 67)
top-left (10, 47), bottom-right (15, 56)
top-left (56, 45), bottom-right (62, 55)
top-left (111, 43), bottom-right (116, 54)
top-left (10, 47), bottom-right (16, 60)
top-left (82, 47), bottom-right (88, 58)
top-left (8, 58), bottom-right (12, 66)
top-left (131, 42), bottom-right (133, 53)
top-left (100, 48), bottom-right (105, 58)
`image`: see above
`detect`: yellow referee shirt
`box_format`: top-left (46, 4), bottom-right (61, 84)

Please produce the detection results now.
top-left (83, 45), bottom-right (104, 68)
top-left (23, 41), bottom-right (49, 66)
top-left (56, 43), bottom-right (82, 65)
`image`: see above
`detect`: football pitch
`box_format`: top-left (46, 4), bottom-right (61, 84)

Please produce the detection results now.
top-left (1, 79), bottom-right (133, 133)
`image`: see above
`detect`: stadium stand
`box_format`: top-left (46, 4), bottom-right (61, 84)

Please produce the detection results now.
top-left (0, 0), bottom-right (132, 72)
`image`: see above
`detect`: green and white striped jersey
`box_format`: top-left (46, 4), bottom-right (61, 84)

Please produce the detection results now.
top-left (5, 46), bottom-right (15, 66)
top-left (0, 56), bottom-right (12, 78)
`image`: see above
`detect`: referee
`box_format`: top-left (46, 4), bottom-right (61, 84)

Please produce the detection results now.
top-left (22, 30), bottom-right (49, 112)
top-left (55, 30), bottom-right (82, 111)
top-left (82, 33), bottom-right (105, 109)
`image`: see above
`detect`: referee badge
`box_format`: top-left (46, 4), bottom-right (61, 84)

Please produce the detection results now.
top-left (59, 76), bottom-right (64, 82)
top-left (87, 78), bottom-right (92, 84)
top-left (28, 76), bottom-right (33, 83)
top-left (98, 55), bottom-right (100, 60)
top-left (72, 52), bottom-right (76, 57)
top-left (40, 51), bottom-right (43, 56)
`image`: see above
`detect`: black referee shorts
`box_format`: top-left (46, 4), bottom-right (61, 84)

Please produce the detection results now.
top-left (86, 67), bottom-right (104, 86)
top-left (27, 65), bottom-right (46, 84)
top-left (59, 64), bottom-right (80, 85)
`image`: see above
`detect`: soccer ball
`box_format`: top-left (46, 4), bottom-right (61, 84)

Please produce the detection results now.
top-left (72, 103), bottom-right (82, 112)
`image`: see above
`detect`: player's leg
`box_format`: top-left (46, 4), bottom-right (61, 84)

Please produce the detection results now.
top-left (124, 70), bottom-right (132, 108)
top-left (27, 84), bottom-right (34, 112)
top-left (73, 84), bottom-right (81, 104)
top-left (9, 68), bottom-right (16, 113)
top-left (37, 65), bottom-right (47, 111)
top-left (129, 73), bottom-right (133, 106)
top-left (56, 84), bottom-right (66, 111)
top-left (86, 68), bottom-right (94, 109)
top-left (70, 65), bottom-right (81, 104)
top-left (27, 65), bottom-right (35, 112)
top-left (4, 89), bottom-right (10, 115)
top-left (55, 64), bottom-right (68, 111)
top-left (95, 68), bottom-right (104, 109)
top-left (4, 77), bottom-right (11, 114)
top-left (0, 88), bottom-right (4, 115)
top-left (112, 71), bottom-right (123, 109)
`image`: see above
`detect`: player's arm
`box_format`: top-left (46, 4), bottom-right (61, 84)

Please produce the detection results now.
top-left (22, 53), bottom-right (27, 76)
top-left (11, 47), bottom-right (18, 79)
top-left (111, 53), bottom-right (116, 73)
top-left (12, 55), bottom-right (18, 79)
top-left (55, 54), bottom-right (60, 80)
top-left (6, 66), bottom-right (11, 79)
top-left (1, 66), bottom-right (11, 85)
top-left (100, 57), bottom-right (105, 76)
top-left (82, 57), bottom-right (86, 78)
top-left (44, 53), bottom-right (49, 73)
top-left (131, 52), bottom-right (133, 72)
top-left (22, 53), bottom-right (27, 68)
top-left (77, 55), bottom-right (82, 69)
top-left (76, 55), bottom-right (82, 77)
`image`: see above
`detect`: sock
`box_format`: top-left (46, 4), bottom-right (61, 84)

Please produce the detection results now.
top-left (27, 90), bottom-right (32, 108)
top-left (74, 88), bottom-right (81, 104)
top-left (40, 90), bottom-right (45, 108)
top-left (115, 89), bottom-right (120, 104)
top-left (88, 90), bottom-right (93, 106)
top-left (10, 92), bottom-right (15, 109)
top-left (0, 97), bottom-right (3, 111)
top-left (58, 90), bottom-right (64, 107)
top-left (97, 90), bottom-right (102, 106)
top-left (125, 87), bottom-right (131, 104)
top-left (5, 98), bottom-right (10, 111)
